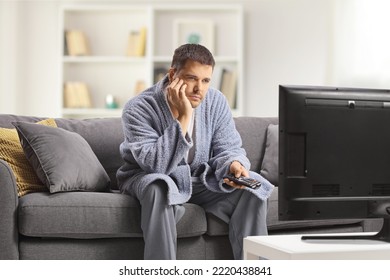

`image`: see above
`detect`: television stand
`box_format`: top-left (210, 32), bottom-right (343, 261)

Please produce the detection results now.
top-left (302, 217), bottom-right (390, 242)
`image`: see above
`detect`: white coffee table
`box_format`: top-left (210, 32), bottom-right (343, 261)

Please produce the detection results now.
top-left (243, 233), bottom-right (390, 259)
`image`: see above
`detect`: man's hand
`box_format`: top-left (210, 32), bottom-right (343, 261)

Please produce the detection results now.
top-left (167, 78), bottom-right (193, 136)
top-left (223, 161), bottom-right (249, 189)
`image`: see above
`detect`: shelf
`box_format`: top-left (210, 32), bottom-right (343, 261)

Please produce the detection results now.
top-left (63, 56), bottom-right (147, 63)
top-left (60, 4), bottom-right (243, 118)
top-left (153, 55), bottom-right (240, 63)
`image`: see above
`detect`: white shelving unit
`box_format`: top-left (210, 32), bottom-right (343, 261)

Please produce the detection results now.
top-left (59, 4), bottom-right (243, 118)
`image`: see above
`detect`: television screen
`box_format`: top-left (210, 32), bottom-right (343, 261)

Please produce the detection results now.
top-left (278, 85), bottom-right (390, 241)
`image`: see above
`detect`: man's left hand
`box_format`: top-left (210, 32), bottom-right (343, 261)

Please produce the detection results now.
top-left (223, 161), bottom-right (249, 189)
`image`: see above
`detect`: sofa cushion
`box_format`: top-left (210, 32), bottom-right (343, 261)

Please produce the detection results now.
top-left (18, 192), bottom-right (142, 239)
top-left (205, 213), bottom-right (228, 236)
top-left (176, 203), bottom-right (208, 238)
top-left (18, 192), bottom-right (207, 239)
top-left (0, 118), bottom-right (56, 196)
top-left (234, 117), bottom-right (278, 173)
top-left (13, 121), bottom-right (110, 193)
top-left (0, 115), bottom-right (124, 190)
top-left (55, 118), bottom-right (124, 190)
top-left (260, 124), bottom-right (278, 185)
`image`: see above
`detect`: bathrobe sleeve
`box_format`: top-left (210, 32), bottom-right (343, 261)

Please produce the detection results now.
top-left (198, 92), bottom-right (251, 192)
top-left (118, 89), bottom-right (194, 205)
top-left (121, 98), bottom-right (192, 176)
top-left (198, 92), bottom-right (274, 200)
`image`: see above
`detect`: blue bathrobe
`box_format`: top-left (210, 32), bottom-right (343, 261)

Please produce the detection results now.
top-left (117, 75), bottom-right (273, 205)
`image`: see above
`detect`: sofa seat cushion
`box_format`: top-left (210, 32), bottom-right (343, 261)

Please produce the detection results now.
top-left (206, 213), bottom-right (228, 236)
top-left (18, 192), bottom-right (207, 239)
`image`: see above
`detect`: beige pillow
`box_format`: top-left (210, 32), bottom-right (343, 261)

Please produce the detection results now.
top-left (0, 118), bottom-right (57, 196)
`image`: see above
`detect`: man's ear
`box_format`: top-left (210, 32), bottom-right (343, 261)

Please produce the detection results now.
top-left (168, 68), bottom-right (176, 83)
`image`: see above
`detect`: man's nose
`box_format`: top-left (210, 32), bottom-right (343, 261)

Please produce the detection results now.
top-left (194, 81), bottom-right (202, 92)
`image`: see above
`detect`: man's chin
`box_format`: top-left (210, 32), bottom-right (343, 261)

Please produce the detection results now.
top-left (190, 101), bottom-right (201, 108)
top-left (190, 100), bottom-right (201, 109)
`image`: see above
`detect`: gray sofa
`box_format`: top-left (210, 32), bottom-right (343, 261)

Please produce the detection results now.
top-left (0, 114), bottom-right (380, 260)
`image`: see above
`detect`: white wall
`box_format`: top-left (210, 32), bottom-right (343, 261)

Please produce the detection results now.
top-left (331, 0), bottom-right (390, 89)
top-left (0, 1), bottom-right (19, 114)
top-left (2, 0), bottom-right (388, 118)
top-left (0, 0), bottom-right (61, 117)
top-left (244, 0), bottom-right (332, 117)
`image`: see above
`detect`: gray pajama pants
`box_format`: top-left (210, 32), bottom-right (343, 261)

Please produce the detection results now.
top-left (139, 180), bottom-right (268, 260)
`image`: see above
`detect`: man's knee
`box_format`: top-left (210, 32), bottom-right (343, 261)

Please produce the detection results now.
top-left (240, 190), bottom-right (268, 212)
top-left (141, 180), bottom-right (168, 204)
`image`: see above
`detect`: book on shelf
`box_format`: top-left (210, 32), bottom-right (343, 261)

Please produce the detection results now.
top-left (220, 68), bottom-right (237, 109)
top-left (134, 80), bottom-right (146, 95)
top-left (63, 82), bottom-right (92, 108)
top-left (63, 32), bottom-right (68, 55)
top-left (65, 30), bottom-right (90, 56)
top-left (126, 27), bottom-right (147, 57)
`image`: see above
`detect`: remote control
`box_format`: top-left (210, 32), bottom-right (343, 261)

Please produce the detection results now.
top-left (223, 174), bottom-right (261, 189)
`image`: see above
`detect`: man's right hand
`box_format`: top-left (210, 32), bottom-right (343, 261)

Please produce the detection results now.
top-left (167, 78), bottom-right (193, 135)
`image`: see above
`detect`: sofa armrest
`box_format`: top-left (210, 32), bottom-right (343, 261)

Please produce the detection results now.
top-left (0, 159), bottom-right (19, 259)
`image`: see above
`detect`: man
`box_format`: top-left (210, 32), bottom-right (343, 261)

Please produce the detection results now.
top-left (117, 44), bottom-right (273, 260)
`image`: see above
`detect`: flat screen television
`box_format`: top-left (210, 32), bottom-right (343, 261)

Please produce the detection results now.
top-left (279, 85), bottom-right (390, 241)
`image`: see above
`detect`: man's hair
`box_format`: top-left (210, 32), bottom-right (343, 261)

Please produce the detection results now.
top-left (171, 44), bottom-right (215, 71)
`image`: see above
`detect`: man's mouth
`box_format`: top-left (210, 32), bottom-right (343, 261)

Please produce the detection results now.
top-left (187, 95), bottom-right (201, 101)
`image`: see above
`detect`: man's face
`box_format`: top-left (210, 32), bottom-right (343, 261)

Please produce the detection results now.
top-left (170, 60), bottom-right (213, 108)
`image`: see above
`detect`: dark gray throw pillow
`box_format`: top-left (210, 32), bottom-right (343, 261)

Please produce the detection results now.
top-left (260, 124), bottom-right (278, 186)
top-left (13, 121), bottom-right (110, 193)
